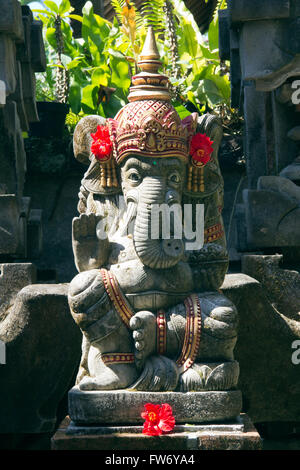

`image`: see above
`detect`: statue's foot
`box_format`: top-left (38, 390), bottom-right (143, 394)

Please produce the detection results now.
top-left (78, 363), bottom-right (139, 391)
top-left (178, 361), bottom-right (239, 392)
top-left (129, 311), bottom-right (156, 370)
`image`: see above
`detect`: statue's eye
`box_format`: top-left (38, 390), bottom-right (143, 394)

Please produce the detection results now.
top-left (128, 171), bottom-right (141, 184)
top-left (169, 172), bottom-right (181, 184)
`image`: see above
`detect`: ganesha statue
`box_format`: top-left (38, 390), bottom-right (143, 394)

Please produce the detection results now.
top-left (68, 28), bottom-right (239, 394)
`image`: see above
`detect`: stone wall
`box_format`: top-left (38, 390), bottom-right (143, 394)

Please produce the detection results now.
top-left (0, 1), bottom-right (82, 449)
top-left (0, 1), bottom-right (45, 260)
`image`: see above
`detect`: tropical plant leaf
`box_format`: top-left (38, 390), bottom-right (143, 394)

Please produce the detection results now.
top-left (67, 14), bottom-right (83, 22)
top-left (174, 104), bottom-right (191, 119)
top-left (68, 81), bottom-right (82, 114)
top-left (110, 55), bottom-right (130, 94)
top-left (45, 27), bottom-right (57, 49)
top-left (82, 84), bottom-right (99, 113)
top-left (110, 0), bottom-right (126, 24)
top-left (92, 66), bottom-right (110, 87)
top-left (59, 0), bottom-right (72, 15)
top-left (208, 14), bottom-right (219, 51)
top-left (102, 94), bottom-right (124, 118)
top-left (178, 19), bottom-right (199, 59)
top-left (44, 0), bottom-right (59, 14)
top-left (141, 0), bottom-right (165, 30)
top-left (32, 9), bottom-right (54, 18)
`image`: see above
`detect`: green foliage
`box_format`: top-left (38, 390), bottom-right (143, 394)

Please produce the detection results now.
top-left (35, 0), bottom-right (231, 127)
top-left (141, 0), bottom-right (165, 30)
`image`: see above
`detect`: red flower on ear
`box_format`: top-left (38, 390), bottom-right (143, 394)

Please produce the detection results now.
top-left (91, 125), bottom-right (112, 162)
top-left (190, 133), bottom-right (214, 167)
top-left (141, 403), bottom-right (175, 436)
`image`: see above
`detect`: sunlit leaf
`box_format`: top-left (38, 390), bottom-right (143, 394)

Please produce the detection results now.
top-left (59, 0), bottom-right (71, 15)
top-left (82, 84), bottom-right (99, 113)
top-left (208, 14), bottom-right (219, 52)
top-left (67, 14), bottom-right (83, 22)
top-left (69, 81), bottom-right (82, 114)
top-left (92, 66), bottom-right (110, 87)
top-left (46, 27), bottom-right (57, 49)
top-left (44, 0), bottom-right (59, 13)
top-left (110, 55), bottom-right (130, 94)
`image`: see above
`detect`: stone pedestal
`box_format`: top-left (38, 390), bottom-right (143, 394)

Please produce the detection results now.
top-left (51, 387), bottom-right (262, 450)
top-left (52, 414), bottom-right (262, 451)
top-left (68, 387), bottom-right (243, 425)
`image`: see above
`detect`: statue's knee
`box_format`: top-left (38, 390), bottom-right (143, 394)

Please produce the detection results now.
top-left (210, 304), bottom-right (238, 326)
top-left (68, 269), bottom-right (105, 314)
top-left (198, 292), bottom-right (238, 337)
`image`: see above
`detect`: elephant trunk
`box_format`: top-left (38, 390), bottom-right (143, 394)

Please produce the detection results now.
top-left (133, 177), bottom-right (184, 269)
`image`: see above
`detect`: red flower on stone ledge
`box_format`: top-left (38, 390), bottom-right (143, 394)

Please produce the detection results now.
top-left (190, 132), bottom-right (214, 167)
top-left (141, 403), bottom-right (175, 436)
top-left (91, 125), bottom-right (112, 162)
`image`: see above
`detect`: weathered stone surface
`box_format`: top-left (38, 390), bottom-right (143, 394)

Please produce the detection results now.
top-left (280, 157), bottom-right (300, 181)
top-left (0, 35), bottom-right (17, 96)
top-left (30, 20), bottom-right (46, 72)
top-left (66, 417), bottom-right (245, 435)
top-left (218, 9), bottom-right (230, 61)
top-left (27, 209), bottom-right (42, 259)
top-left (287, 126), bottom-right (300, 141)
top-left (0, 0), bottom-right (24, 42)
top-left (20, 62), bottom-right (38, 123)
top-left (0, 195), bottom-right (21, 255)
top-left (222, 273), bottom-right (300, 423)
top-left (242, 85), bottom-right (269, 189)
top-left (52, 414), bottom-right (262, 451)
top-left (242, 177), bottom-right (300, 248)
top-left (69, 387), bottom-right (242, 425)
top-left (0, 263), bottom-right (36, 322)
top-left (229, 0), bottom-right (290, 23)
top-left (242, 255), bottom-right (300, 334)
top-left (219, 3), bottom-right (300, 249)
top-left (2, 100), bottom-right (27, 198)
top-left (0, 283), bottom-right (82, 433)
top-left (17, 6), bottom-right (32, 64)
top-left (11, 61), bottom-right (29, 131)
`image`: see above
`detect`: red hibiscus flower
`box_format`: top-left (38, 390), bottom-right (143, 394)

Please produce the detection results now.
top-left (141, 403), bottom-right (175, 436)
top-left (91, 125), bottom-right (112, 162)
top-left (190, 133), bottom-right (214, 167)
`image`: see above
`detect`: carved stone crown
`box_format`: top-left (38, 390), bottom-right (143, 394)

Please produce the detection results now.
top-left (108, 100), bottom-right (197, 164)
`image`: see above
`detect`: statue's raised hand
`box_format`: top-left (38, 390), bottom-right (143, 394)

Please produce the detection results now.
top-left (72, 213), bottom-right (110, 272)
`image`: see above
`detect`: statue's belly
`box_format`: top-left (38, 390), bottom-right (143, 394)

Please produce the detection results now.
top-left (109, 259), bottom-right (193, 311)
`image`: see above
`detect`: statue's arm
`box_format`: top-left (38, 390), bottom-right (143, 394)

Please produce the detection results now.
top-left (72, 213), bottom-right (110, 272)
top-left (189, 197), bottom-right (228, 292)
top-left (190, 241), bottom-right (228, 292)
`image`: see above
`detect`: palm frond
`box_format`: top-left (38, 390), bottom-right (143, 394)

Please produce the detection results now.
top-left (110, 0), bottom-right (126, 24)
top-left (141, 0), bottom-right (166, 31)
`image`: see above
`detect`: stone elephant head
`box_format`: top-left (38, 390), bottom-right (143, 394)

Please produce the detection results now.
top-left (73, 105), bottom-right (224, 272)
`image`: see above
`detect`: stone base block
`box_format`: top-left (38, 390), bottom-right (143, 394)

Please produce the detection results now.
top-left (69, 387), bottom-right (242, 425)
top-left (52, 414), bottom-right (262, 450)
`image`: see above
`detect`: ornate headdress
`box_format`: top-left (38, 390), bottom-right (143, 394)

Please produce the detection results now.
top-left (75, 27), bottom-right (215, 195)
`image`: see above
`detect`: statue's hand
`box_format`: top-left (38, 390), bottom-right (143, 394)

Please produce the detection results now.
top-left (72, 213), bottom-right (110, 272)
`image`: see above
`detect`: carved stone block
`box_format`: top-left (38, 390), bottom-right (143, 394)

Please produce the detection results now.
top-left (229, 0), bottom-right (290, 23)
top-left (30, 20), bottom-right (46, 72)
top-left (0, 0), bottom-right (24, 42)
top-left (0, 194), bottom-right (20, 255)
top-left (0, 263), bottom-right (36, 322)
top-left (0, 34), bottom-right (17, 96)
top-left (69, 388), bottom-right (243, 425)
top-left (0, 284), bottom-right (81, 433)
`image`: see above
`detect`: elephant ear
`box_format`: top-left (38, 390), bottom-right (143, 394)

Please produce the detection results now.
top-left (73, 114), bottom-right (106, 165)
top-left (73, 115), bottom-right (121, 196)
top-left (184, 113), bottom-right (223, 198)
